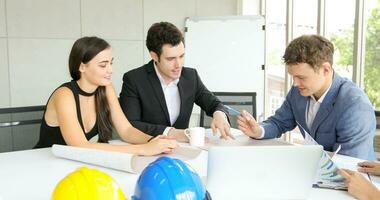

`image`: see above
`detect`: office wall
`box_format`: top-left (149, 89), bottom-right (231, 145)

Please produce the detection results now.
top-left (0, 39), bottom-right (9, 107)
top-left (0, 0), bottom-right (5, 38)
top-left (0, 0), bottom-right (239, 108)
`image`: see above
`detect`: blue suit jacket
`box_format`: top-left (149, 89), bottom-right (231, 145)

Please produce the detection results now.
top-left (261, 73), bottom-right (376, 160)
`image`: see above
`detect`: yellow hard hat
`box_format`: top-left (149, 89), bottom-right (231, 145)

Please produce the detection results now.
top-left (51, 167), bottom-right (127, 200)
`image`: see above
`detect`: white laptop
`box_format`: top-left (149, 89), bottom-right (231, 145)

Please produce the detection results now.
top-left (206, 145), bottom-right (323, 200)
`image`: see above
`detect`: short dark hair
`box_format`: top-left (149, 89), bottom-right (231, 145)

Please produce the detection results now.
top-left (146, 22), bottom-right (184, 57)
top-left (283, 35), bottom-right (334, 71)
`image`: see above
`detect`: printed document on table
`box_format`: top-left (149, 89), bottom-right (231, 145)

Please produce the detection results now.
top-left (296, 122), bottom-right (346, 190)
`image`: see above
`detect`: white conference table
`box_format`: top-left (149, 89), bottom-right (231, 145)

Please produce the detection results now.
top-left (0, 143), bottom-right (379, 200)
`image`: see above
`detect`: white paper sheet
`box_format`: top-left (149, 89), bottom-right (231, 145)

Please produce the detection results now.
top-left (200, 128), bottom-right (291, 151)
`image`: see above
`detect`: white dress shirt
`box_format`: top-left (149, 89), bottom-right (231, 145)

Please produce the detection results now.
top-left (154, 62), bottom-right (228, 136)
top-left (154, 63), bottom-right (181, 135)
top-left (305, 84), bottom-right (331, 130)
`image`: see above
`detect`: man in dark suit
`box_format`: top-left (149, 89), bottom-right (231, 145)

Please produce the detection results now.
top-left (120, 22), bottom-right (232, 142)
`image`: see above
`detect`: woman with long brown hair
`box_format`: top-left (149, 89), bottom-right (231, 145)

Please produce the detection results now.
top-left (35, 36), bottom-right (177, 155)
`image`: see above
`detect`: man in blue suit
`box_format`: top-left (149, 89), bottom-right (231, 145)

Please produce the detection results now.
top-left (238, 35), bottom-right (376, 160)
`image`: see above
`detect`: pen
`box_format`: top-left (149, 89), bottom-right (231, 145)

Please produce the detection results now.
top-left (224, 105), bottom-right (241, 115)
top-left (367, 173), bottom-right (372, 182)
top-left (332, 144), bottom-right (341, 157)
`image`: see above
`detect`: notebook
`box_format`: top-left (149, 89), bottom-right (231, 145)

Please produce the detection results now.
top-left (206, 145), bottom-right (323, 199)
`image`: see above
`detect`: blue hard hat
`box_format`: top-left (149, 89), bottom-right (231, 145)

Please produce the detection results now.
top-left (132, 156), bottom-right (211, 200)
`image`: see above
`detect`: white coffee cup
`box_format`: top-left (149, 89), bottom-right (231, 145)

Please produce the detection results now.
top-left (184, 127), bottom-right (205, 147)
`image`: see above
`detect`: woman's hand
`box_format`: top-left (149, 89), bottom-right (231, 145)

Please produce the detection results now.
top-left (138, 135), bottom-right (178, 156)
top-left (358, 161), bottom-right (380, 176)
top-left (339, 169), bottom-right (380, 200)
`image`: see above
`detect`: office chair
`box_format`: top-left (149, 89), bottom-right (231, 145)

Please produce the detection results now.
top-left (199, 92), bottom-right (256, 128)
top-left (0, 105), bottom-right (45, 152)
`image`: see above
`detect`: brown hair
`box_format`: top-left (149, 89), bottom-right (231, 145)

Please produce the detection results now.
top-left (68, 36), bottom-right (112, 143)
top-left (283, 35), bottom-right (334, 71)
top-left (146, 21), bottom-right (184, 58)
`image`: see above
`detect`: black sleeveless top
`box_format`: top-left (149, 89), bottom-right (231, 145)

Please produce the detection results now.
top-left (34, 81), bottom-right (98, 148)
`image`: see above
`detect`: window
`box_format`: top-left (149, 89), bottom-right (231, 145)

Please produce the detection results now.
top-left (293, 0), bottom-right (318, 37)
top-left (242, 2), bottom-right (378, 110)
top-left (269, 96), bottom-right (284, 115)
top-left (265, 0), bottom-right (287, 118)
top-left (364, 0), bottom-right (380, 158)
top-left (364, 0), bottom-right (380, 110)
top-left (325, 0), bottom-right (356, 80)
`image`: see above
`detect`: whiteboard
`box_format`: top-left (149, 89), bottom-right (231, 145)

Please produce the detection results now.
top-left (185, 15), bottom-right (265, 118)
